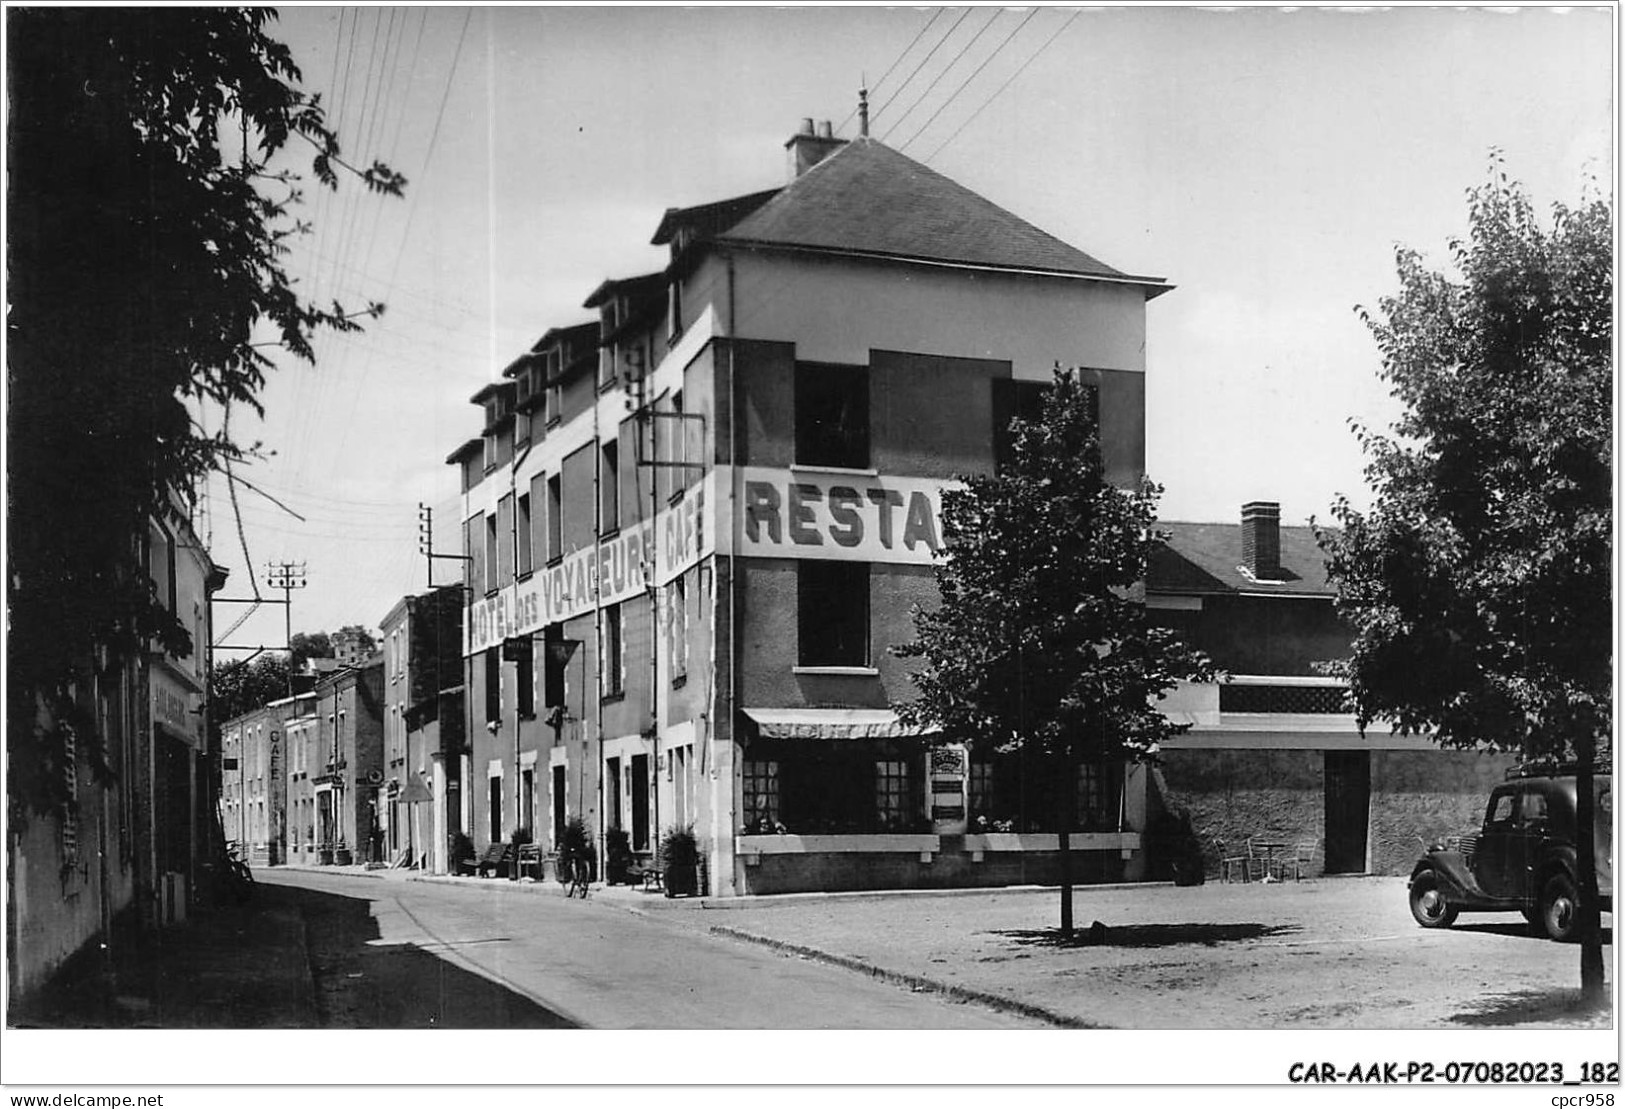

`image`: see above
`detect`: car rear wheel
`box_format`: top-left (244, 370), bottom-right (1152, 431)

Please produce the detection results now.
top-left (1410, 870), bottom-right (1458, 928)
top-left (1540, 872), bottom-right (1580, 942)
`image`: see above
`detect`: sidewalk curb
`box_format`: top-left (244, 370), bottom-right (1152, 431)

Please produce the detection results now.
top-left (705, 923), bottom-right (1106, 1030)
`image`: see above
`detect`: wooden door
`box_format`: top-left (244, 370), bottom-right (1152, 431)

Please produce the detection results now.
top-left (1324, 751), bottom-right (1370, 874)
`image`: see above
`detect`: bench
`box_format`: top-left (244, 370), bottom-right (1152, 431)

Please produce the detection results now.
top-left (470, 843), bottom-right (513, 878)
top-left (625, 860), bottom-right (663, 892)
top-left (517, 843), bottom-right (543, 880)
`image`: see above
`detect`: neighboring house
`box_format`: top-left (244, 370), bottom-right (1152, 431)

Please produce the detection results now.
top-left (1144, 501), bottom-right (1513, 877)
top-left (8, 498), bottom-right (227, 999)
top-left (449, 119), bottom-right (1169, 894)
top-left (311, 658), bottom-right (386, 866)
top-left (279, 690), bottom-right (322, 866)
top-left (219, 705), bottom-right (277, 865)
top-left (379, 586), bottom-right (464, 872)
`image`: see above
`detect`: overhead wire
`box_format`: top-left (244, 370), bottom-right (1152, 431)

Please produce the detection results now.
top-left (871, 7), bottom-right (972, 123)
top-left (879, 7), bottom-right (1003, 144)
top-left (333, 7), bottom-right (476, 445)
top-left (897, 7), bottom-right (1041, 155)
top-left (923, 8), bottom-right (1083, 165)
top-left (835, 6), bottom-right (944, 135)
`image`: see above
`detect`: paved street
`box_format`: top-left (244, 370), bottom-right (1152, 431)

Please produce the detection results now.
top-left (264, 869), bottom-right (1029, 1029)
top-left (652, 875), bottom-right (1614, 1029)
top-left (14, 868), bottom-right (1610, 1032)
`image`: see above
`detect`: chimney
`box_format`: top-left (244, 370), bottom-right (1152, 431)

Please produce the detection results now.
top-left (1241, 501), bottom-right (1281, 581)
top-left (785, 117), bottom-right (846, 178)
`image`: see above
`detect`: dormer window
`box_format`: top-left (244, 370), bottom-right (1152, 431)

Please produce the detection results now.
top-left (546, 349), bottom-right (563, 426)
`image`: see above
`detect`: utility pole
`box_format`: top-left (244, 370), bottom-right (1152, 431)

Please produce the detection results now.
top-left (266, 561), bottom-right (307, 697)
top-left (419, 503), bottom-right (472, 588)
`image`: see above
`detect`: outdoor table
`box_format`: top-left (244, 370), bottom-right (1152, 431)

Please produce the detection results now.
top-left (1254, 841), bottom-right (1288, 881)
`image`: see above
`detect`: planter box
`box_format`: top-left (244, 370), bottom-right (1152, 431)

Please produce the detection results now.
top-left (738, 834), bottom-right (941, 866)
top-left (962, 832), bottom-right (1141, 860)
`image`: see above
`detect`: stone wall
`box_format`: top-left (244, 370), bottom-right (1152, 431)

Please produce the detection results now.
top-left (1153, 744), bottom-right (1515, 879)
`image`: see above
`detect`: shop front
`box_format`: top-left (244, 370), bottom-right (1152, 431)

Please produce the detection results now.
top-left (734, 709), bottom-right (1142, 894)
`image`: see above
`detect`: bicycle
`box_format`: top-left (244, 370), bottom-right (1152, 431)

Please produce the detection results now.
top-left (566, 856), bottom-right (590, 900)
top-left (200, 840), bottom-right (255, 907)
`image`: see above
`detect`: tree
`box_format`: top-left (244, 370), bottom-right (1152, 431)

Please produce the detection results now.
top-left (6, 9), bottom-right (401, 823)
top-left (289, 631), bottom-right (334, 669)
top-left (210, 655), bottom-right (295, 729)
top-left (1317, 161), bottom-right (1611, 1000)
top-left (289, 626), bottom-right (377, 670)
top-left (896, 368), bottom-right (1214, 936)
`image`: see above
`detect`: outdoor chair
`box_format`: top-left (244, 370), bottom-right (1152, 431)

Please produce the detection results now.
top-left (1214, 839), bottom-right (1250, 882)
top-left (1278, 841), bottom-right (1317, 881)
top-left (472, 842), bottom-right (512, 878)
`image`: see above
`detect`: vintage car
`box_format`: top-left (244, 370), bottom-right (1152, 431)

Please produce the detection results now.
top-left (1408, 769), bottom-right (1612, 941)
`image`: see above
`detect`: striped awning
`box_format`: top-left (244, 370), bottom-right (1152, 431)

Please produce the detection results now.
top-left (742, 708), bottom-right (937, 741)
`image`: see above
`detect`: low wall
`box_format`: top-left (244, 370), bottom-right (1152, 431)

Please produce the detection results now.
top-left (734, 833), bottom-right (1138, 895)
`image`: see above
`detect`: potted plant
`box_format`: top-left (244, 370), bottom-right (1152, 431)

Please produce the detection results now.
top-left (661, 824), bottom-right (700, 898)
top-left (605, 826), bottom-right (632, 885)
top-left (449, 831), bottom-right (475, 875)
top-left (558, 815), bottom-right (594, 887)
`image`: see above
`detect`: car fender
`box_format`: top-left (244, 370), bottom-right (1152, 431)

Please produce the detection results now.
top-left (1533, 845), bottom-right (1577, 892)
top-left (1412, 850), bottom-right (1496, 908)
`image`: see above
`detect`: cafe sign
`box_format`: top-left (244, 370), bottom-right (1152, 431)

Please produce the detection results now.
top-left (465, 474), bottom-right (712, 656)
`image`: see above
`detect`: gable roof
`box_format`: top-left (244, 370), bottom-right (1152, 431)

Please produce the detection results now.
top-left (713, 137), bottom-right (1169, 294)
top-left (1148, 521), bottom-right (1334, 598)
top-left (652, 187), bottom-right (781, 247)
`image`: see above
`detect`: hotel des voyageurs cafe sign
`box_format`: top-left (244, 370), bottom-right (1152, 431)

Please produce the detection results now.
top-left (463, 468), bottom-right (958, 656)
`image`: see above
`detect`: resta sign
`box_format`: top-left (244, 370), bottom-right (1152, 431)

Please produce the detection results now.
top-left (737, 467), bottom-right (958, 565)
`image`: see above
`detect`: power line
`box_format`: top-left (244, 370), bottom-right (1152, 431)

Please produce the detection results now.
top-left (872, 7), bottom-right (972, 123)
top-left (923, 9), bottom-right (1083, 165)
top-left (897, 7), bottom-right (1041, 154)
top-left (836, 7), bottom-right (944, 135)
top-left (880, 7), bottom-right (1003, 144)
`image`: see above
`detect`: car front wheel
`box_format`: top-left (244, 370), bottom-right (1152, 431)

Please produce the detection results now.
top-left (1540, 872), bottom-right (1580, 942)
top-left (1410, 870), bottom-right (1458, 928)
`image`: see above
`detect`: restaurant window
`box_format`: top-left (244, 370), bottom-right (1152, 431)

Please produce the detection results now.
top-left (969, 761), bottom-right (996, 822)
top-left (795, 362), bottom-right (869, 469)
top-left (743, 760), bottom-right (780, 833)
top-left (875, 760), bottom-right (917, 832)
top-left (797, 561), bottom-right (869, 667)
top-left (1077, 762), bottom-right (1115, 832)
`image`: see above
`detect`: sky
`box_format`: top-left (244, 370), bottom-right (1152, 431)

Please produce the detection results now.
top-left (201, 3), bottom-right (1615, 655)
